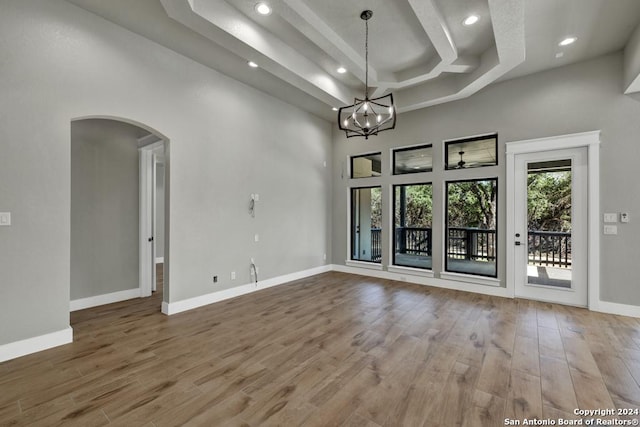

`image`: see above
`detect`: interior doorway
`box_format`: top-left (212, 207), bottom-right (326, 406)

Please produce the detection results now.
top-left (138, 137), bottom-right (166, 298)
top-left (70, 117), bottom-right (169, 312)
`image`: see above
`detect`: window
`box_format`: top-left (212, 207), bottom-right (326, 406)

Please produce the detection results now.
top-left (445, 134), bottom-right (497, 170)
top-left (446, 179), bottom-right (498, 277)
top-left (351, 187), bottom-right (382, 263)
top-left (350, 153), bottom-right (382, 178)
top-left (393, 183), bottom-right (432, 269)
top-left (393, 145), bottom-right (433, 174)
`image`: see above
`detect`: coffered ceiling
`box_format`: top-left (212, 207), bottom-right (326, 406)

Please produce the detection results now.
top-left (66, 0), bottom-right (640, 121)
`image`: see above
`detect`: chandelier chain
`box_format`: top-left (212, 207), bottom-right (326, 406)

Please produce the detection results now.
top-left (365, 17), bottom-right (369, 99)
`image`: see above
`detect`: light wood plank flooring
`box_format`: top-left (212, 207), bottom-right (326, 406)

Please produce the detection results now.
top-left (2, 272), bottom-right (640, 426)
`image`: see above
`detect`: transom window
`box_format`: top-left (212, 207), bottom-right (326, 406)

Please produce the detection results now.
top-left (351, 153), bottom-right (382, 178)
top-left (445, 134), bottom-right (497, 170)
top-left (393, 145), bottom-right (433, 175)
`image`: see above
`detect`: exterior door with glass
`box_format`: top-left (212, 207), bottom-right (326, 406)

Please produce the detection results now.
top-left (512, 147), bottom-right (588, 306)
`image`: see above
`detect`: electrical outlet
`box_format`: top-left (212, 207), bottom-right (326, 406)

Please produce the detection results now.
top-left (323, 253), bottom-right (327, 261)
top-left (231, 271), bottom-right (236, 280)
top-left (0, 212), bottom-right (11, 226)
top-left (213, 275), bottom-right (218, 283)
top-left (254, 234), bottom-right (259, 242)
top-left (621, 212), bottom-right (630, 223)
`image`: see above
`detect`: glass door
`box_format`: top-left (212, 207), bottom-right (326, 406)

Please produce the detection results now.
top-left (513, 148), bottom-right (588, 306)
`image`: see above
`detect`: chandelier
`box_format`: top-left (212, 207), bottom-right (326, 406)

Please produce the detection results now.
top-left (338, 10), bottom-right (396, 139)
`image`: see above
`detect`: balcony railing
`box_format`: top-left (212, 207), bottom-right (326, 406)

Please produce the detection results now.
top-left (528, 230), bottom-right (571, 267)
top-left (380, 227), bottom-right (571, 268)
top-left (371, 228), bottom-right (382, 262)
top-left (395, 227), bottom-right (432, 256)
top-left (447, 227), bottom-right (496, 262)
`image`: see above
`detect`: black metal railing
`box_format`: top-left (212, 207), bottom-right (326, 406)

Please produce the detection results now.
top-left (374, 227), bottom-right (571, 267)
top-left (528, 230), bottom-right (571, 267)
top-left (395, 227), bottom-right (432, 256)
top-left (447, 227), bottom-right (497, 262)
top-left (371, 228), bottom-right (382, 262)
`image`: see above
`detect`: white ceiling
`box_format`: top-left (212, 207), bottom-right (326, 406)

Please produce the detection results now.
top-left (66, 0), bottom-right (640, 121)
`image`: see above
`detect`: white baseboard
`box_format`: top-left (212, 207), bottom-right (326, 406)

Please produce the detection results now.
top-left (595, 300), bottom-right (640, 318)
top-left (162, 265), bottom-right (332, 315)
top-left (331, 264), bottom-right (511, 299)
top-left (70, 288), bottom-right (140, 312)
top-left (331, 264), bottom-right (640, 318)
top-left (156, 257), bottom-right (164, 264)
top-left (0, 327), bottom-right (73, 363)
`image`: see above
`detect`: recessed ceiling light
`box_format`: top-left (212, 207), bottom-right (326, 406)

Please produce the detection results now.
top-left (463, 15), bottom-right (479, 26)
top-left (255, 3), bottom-right (271, 15)
top-left (555, 52), bottom-right (564, 58)
top-left (248, 61), bottom-right (258, 68)
top-left (337, 67), bottom-right (347, 74)
top-left (332, 107), bottom-right (338, 111)
top-left (559, 37), bottom-right (577, 46)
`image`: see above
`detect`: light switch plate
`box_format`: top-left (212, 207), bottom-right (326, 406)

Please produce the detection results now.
top-left (604, 225), bottom-right (618, 235)
top-left (621, 212), bottom-right (630, 223)
top-left (604, 213), bottom-right (617, 223)
top-left (0, 212), bottom-right (11, 226)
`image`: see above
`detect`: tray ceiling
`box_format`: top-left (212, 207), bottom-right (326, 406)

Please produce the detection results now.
top-left (66, 0), bottom-right (640, 121)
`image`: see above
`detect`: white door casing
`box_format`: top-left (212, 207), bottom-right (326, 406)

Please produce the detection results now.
top-left (506, 131), bottom-right (600, 309)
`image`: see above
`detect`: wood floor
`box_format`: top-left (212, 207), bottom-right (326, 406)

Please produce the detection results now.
top-left (2, 272), bottom-right (640, 426)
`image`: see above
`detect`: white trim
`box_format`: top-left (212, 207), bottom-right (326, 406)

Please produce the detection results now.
top-left (587, 140), bottom-right (601, 312)
top-left (332, 264), bottom-right (510, 298)
top-left (70, 288), bottom-right (140, 312)
top-left (505, 131), bottom-right (600, 310)
top-left (439, 271), bottom-right (501, 287)
top-left (444, 132), bottom-right (498, 144)
top-left (596, 301), bottom-right (640, 318)
top-left (156, 257), bottom-right (164, 264)
top-left (387, 265), bottom-right (435, 277)
top-left (505, 131), bottom-right (600, 155)
top-left (139, 143), bottom-right (163, 298)
top-left (162, 265), bottom-right (331, 315)
top-left (345, 260), bottom-right (383, 270)
top-left (137, 133), bottom-right (162, 148)
top-left (0, 327), bottom-right (73, 363)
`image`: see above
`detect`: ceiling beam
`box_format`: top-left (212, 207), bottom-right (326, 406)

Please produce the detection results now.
top-left (395, 0), bottom-right (525, 112)
top-left (161, 0), bottom-right (354, 106)
top-left (624, 22), bottom-right (640, 94)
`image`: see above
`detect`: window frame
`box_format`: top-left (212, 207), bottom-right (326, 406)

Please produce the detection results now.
top-left (350, 152), bottom-right (383, 179)
top-left (392, 182), bottom-right (433, 270)
top-left (444, 177), bottom-right (499, 278)
top-left (392, 144), bottom-right (433, 175)
top-left (444, 134), bottom-right (498, 171)
top-left (350, 186), bottom-right (383, 264)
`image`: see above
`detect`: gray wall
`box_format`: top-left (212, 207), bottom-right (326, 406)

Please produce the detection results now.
top-left (71, 119), bottom-right (142, 300)
top-left (0, 0), bottom-right (331, 346)
top-left (332, 52), bottom-right (640, 306)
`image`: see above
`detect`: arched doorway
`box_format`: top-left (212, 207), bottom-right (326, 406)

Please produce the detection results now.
top-left (70, 116), bottom-right (169, 313)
